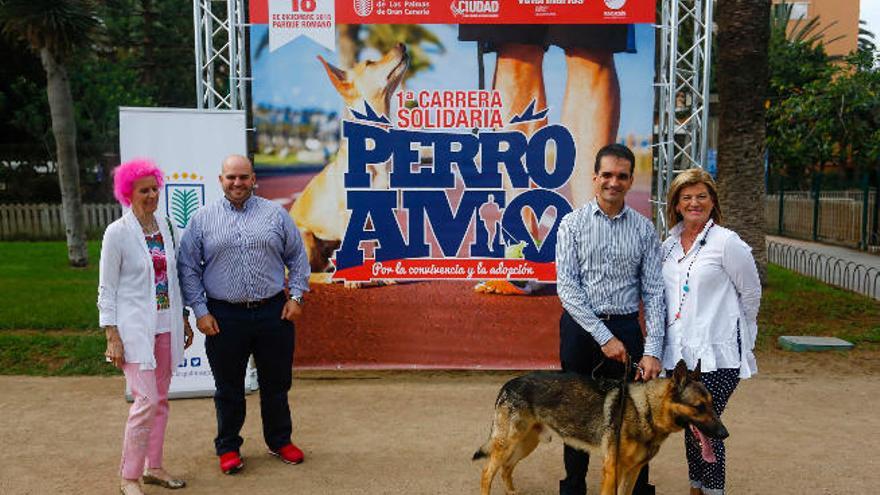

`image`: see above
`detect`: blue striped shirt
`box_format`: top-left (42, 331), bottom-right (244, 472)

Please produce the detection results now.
top-left (177, 195), bottom-right (310, 319)
top-left (555, 200), bottom-right (665, 358)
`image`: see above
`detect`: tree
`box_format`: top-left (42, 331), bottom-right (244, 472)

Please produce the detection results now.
top-left (1, 0), bottom-right (195, 205)
top-left (767, 12), bottom-right (834, 101)
top-left (858, 19), bottom-right (877, 55)
top-left (765, 0), bottom-right (841, 184)
top-left (96, 0), bottom-right (195, 108)
top-left (766, 7), bottom-right (879, 189)
top-left (0, 0), bottom-right (99, 266)
top-left (716, 0), bottom-right (771, 281)
top-left (766, 30), bottom-right (833, 184)
top-left (858, 20), bottom-right (877, 68)
top-left (770, 1), bottom-right (843, 50)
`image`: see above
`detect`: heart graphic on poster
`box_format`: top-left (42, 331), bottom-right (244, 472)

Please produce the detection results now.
top-left (519, 205), bottom-right (557, 250)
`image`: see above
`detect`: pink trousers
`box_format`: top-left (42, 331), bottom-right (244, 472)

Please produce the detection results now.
top-left (120, 332), bottom-right (172, 480)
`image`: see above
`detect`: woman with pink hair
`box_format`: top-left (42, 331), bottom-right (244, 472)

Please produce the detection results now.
top-left (98, 159), bottom-right (194, 494)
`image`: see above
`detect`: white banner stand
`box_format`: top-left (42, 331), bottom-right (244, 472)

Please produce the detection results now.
top-left (119, 107), bottom-right (258, 399)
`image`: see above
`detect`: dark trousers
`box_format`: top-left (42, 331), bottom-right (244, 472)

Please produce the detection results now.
top-left (559, 310), bottom-right (654, 495)
top-left (684, 368), bottom-right (739, 491)
top-left (206, 293), bottom-right (295, 455)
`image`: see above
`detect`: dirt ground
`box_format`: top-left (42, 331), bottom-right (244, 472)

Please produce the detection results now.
top-left (1, 350), bottom-right (879, 494)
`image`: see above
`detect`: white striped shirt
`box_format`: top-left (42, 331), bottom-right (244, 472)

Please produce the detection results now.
top-left (555, 200), bottom-right (666, 358)
top-left (177, 195), bottom-right (310, 319)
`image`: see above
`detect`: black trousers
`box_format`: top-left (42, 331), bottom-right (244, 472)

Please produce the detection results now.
top-left (206, 293), bottom-right (295, 455)
top-left (559, 310), bottom-right (654, 495)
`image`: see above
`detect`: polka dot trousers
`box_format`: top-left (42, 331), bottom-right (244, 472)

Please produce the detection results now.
top-left (686, 368), bottom-right (740, 495)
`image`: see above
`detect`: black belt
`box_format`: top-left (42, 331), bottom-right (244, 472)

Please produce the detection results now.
top-left (210, 291), bottom-right (284, 309)
top-left (595, 311), bottom-right (639, 321)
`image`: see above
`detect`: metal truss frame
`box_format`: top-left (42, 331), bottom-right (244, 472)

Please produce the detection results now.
top-left (654, 0), bottom-right (714, 233)
top-left (193, 0), bottom-right (248, 110)
top-left (193, 0), bottom-right (714, 235)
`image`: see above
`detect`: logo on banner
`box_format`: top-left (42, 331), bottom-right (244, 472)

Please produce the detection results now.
top-left (353, 0), bottom-right (373, 17)
top-left (164, 172), bottom-right (205, 229)
top-left (604, 0), bottom-right (627, 17)
top-left (269, 0), bottom-right (336, 52)
top-left (450, 1), bottom-right (500, 18)
top-left (330, 92), bottom-right (573, 283)
top-left (178, 357), bottom-right (202, 368)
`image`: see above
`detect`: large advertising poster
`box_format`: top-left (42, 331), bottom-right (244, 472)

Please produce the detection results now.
top-left (249, 1), bottom-right (655, 368)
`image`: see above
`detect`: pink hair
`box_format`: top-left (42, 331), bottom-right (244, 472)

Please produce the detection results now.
top-left (112, 159), bottom-right (164, 206)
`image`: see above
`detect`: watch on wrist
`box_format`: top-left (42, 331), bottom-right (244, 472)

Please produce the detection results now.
top-left (290, 295), bottom-right (304, 305)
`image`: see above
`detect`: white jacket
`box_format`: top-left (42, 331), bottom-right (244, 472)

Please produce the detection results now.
top-left (661, 220), bottom-right (762, 379)
top-left (97, 211), bottom-right (185, 370)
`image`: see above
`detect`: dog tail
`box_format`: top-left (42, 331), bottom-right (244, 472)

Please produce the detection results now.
top-left (472, 440), bottom-right (491, 461)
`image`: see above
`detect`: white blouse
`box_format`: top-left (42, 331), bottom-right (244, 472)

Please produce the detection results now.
top-left (661, 220), bottom-right (761, 379)
top-left (97, 212), bottom-right (185, 370)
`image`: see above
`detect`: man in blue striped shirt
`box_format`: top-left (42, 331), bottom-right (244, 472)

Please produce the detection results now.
top-left (178, 154), bottom-right (310, 474)
top-left (555, 143), bottom-right (665, 495)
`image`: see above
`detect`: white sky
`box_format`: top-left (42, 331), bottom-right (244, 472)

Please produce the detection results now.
top-left (863, 0), bottom-right (880, 40)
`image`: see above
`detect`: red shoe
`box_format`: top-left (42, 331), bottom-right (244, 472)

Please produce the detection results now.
top-left (269, 443), bottom-right (304, 465)
top-left (218, 451), bottom-right (244, 474)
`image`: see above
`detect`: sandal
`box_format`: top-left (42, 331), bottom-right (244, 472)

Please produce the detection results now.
top-left (143, 468), bottom-right (187, 489)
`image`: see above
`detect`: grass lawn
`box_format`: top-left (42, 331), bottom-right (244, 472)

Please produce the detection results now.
top-left (0, 330), bottom-right (116, 376)
top-left (758, 264), bottom-right (880, 349)
top-left (0, 241), bottom-right (101, 329)
top-left (0, 241), bottom-right (877, 374)
top-left (254, 153), bottom-right (301, 167)
top-left (0, 241), bottom-right (115, 375)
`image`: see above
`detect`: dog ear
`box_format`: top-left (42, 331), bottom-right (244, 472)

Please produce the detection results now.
top-left (672, 359), bottom-right (689, 389)
top-left (689, 359), bottom-right (702, 382)
top-left (317, 55), bottom-right (355, 98)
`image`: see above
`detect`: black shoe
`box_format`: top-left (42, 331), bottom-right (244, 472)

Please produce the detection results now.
top-left (633, 484), bottom-right (656, 495)
top-left (559, 479), bottom-right (587, 495)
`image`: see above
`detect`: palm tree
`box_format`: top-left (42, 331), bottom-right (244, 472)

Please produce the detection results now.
top-left (858, 20), bottom-right (877, 65)
top-left (770, 1), bottom-right (843, 50)
top-left (0, 0), bottom-right (99, 266)
top-left (716, 0), bottom-right (771, 281)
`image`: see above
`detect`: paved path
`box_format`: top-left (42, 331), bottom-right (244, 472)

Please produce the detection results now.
top-left (766, 235), bottom-right (880, 299)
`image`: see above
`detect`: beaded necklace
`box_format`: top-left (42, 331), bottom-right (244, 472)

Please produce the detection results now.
top-left (664, 220), bottom-right (715, 327)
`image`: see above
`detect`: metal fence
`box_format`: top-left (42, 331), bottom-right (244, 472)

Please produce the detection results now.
top-left (765, 189), bottom-right (877, 250)
top-left (767, 240), bottom-right (880, 300)
top-left (0, 203), bottom-right (121, 240)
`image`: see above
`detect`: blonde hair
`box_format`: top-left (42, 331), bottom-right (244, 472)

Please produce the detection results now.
top-left (666, 168), bottom-right (723, 227)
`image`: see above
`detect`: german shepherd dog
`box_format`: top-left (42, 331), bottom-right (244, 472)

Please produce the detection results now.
top-left (290, 44), bottom-right (409, 280)
top-left (473, 360), bottom-right (728, 495)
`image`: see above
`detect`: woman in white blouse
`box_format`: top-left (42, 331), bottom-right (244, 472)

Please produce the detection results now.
top-left (661, 169), bottom-right (761, 495)
top-left (98, 159), bottom-right (193, 495)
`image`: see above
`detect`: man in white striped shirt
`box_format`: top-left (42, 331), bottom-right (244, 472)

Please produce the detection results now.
top-left (178, 155), bottom-right (310, 475)
top-left (555, 143), bottom-right (665, 495)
